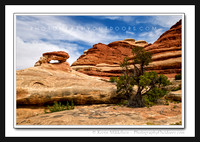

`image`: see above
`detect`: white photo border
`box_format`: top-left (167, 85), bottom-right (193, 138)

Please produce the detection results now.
top-left (5, 5), bottom-right (195, 137)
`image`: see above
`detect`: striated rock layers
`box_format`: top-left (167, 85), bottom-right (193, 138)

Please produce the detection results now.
top-left (34, 51), bottom-right (71, 72)
top-left (71, 40), bottom-right (149, 78)
top-left (16, 66), bottom-right (118, 106)
top-left (142, 19), bottom-right (182, 78)
top-left (16, 50), bottom-right (181, 106)
top-left (71, 19), bottom-right (182, 78)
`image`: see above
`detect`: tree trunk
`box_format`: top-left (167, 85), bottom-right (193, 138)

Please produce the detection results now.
top-left (128, 92), bottom-right (145, 107)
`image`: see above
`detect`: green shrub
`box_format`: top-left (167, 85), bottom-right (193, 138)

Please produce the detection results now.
top-left (115, 46), bottom-right (171, 108)
top-left (116, 74), bottom-right (135, 99)
top-left (171, 86), bottom-right (181, 91)
top-left (143, 87), bottom-right (167, 107)
top-left (165, 99), bottom-right (169, 105)
top-left (175, 74), bottom-right (181, 80)
top-left (45, 101), bottom-right (74, 113)
top-left (71, 100), bottom-right (74, 109)
top-left (109, 77), bottom-right (118, 82)
top-left (116, 100), bottom-right (128, 106)
top-left (66, 101), bottom-right (70, 110)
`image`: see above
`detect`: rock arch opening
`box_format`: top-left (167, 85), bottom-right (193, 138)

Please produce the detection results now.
top-left (49, 60), bottom-right (60, 64)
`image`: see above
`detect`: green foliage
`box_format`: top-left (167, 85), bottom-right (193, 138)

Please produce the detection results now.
top-left (45, 101), bottom-right (74, 113)
top-left (157, 74), bottom-right (171, 87)
top-left (116, 100), bottom-right (128, 106)
top-left (139, 71), bottom-right (158, 87)
top-left (139, 71), bottom-right (170, 92)
top-left (66, 101), bottom-right (70, 110)
top-left (116, 70), bottom-right (170, 107)
top-left (120, 57), bottom-right (129, 68)
top-left (116, 75), bottom-right (135, 99)
top-left (175, 74), bottom-right (181, 80)
top-left (132, 46), bottom-right (152, 66)
top-left (44, 109), bottom-right (48, 114)
top-left (47, 102), bottom-right (66, 113)
top-left (165, 99), bottom-right (169, 105)
top-left (115, 46), bottom-right (170, 107)
top-left (109, 77), bottom-right (118, 83)
top-left (143, 87), bottom-right (167, 107)
top-left (173, 100), bottom-right (180, 104)
top-left (171, 85), bottom-right (181, 91)
top-left (116, 57), bottom-right (136, 99)
top-left (71, 100), bottom-right (74, 109)
top-left (139, 75), bottom-right (151, 87)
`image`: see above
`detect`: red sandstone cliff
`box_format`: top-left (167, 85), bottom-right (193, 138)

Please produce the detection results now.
top-left (71, 19), bottom-right (182, 78)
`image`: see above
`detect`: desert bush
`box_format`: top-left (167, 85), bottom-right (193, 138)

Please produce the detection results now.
top-left (175, 74), bottom-right (181, 80)
top-left (165, 99), bottom-right (169, 105)
top-left (143, 87), bottom-right (168, 107)
top-left (171, 85), bottom-right (181, 91)
top-left (109, 77), bottom-right (118, 82)
top-left (45, 101), bottom-right (74, 113)
top-left (116, 100), bottom-right (128, 106)
top-left (115, 46), bottom-right (171, 107)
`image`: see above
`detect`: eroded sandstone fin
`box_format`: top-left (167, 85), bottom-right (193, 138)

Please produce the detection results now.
top-left (34, 51), bottom-right (71, 72)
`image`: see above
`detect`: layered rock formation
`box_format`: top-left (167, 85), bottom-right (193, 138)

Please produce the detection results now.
top-left (17, 49), bottom-right (181, 106)
top-left (71, 19), bottom-right (182, 78)
top-left (16, 66), bottom-right (181, 106)
top-left (34, 51), bottom-right (71, 72)
top-left (143, 19), bottom-right (182, 78)
top-left (71, 40), bottom-right (149, 78)
top-left (16, 66), bottom-right (118, 106)
top-left (17, 51), bottom-right (120, 105)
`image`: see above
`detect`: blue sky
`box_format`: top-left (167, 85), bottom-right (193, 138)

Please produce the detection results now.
top-left (16, 15), bottom-right (182, 70)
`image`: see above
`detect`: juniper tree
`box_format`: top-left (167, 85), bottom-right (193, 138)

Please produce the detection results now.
top-left (116, 46), bottom-right (170, 107)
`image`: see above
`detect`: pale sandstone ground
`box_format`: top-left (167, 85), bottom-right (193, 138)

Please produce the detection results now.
top-left (16, 102), bottom-right (182, 126)
top-left (16, 66), bottom-right (182, 126)
top-left (17, 67), bottom-right (118, 105)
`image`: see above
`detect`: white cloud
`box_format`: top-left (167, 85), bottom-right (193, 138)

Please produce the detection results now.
top-left (138, 15), bottom-right (182, 28)
top-left (102, 15), bottom-right (181, 28)
top-left (126, 31), bottom-right (135, 35)
top-left (16, 16), bottom-right (121, 45)
top-left (103, 16), bottom-right (121, 20)
top-left (152, 15), bottom-right (182, 27)
top-left (16, 15), bottom-right (180, 70)
top-left (100, 16), bottom-right (135, 23)
top-left (16, 37), bottom-right (81, 70)
top-left (16, 15), bottom-right (124, 69)
top-left (138, 28), bottom-right (165, 44)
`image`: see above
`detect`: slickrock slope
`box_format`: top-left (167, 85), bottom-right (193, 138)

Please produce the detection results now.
top-left (17, 67), bottom-right (118, 105)
top-left (17, 103), bottom-right (182, 125)
top-left (71, 19), bottom-right (182, 78)
top-left (17, 51), bottom-right (118, 106)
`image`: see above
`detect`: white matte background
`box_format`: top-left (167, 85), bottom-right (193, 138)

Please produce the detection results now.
top-left (5, 5), bottom-right (195, 137)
